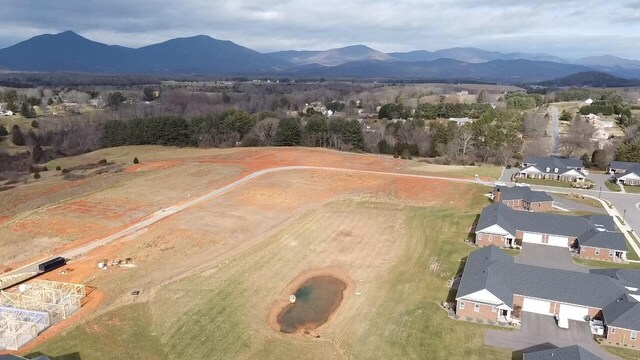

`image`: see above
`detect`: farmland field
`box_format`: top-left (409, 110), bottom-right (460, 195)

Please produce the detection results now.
top-left (0, 146), bottom-right (512, 359)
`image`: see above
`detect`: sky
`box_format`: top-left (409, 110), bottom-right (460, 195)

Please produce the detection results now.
top-left (1, 0), bottom-right (640, 59)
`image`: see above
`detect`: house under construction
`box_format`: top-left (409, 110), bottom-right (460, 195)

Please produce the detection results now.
top-left (0, 280), bottom-right (85, 351)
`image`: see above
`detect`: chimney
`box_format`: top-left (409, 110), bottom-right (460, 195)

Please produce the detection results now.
top-left (494, 188), bottom-right (502, 204)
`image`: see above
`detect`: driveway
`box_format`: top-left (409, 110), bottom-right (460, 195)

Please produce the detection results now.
top-left (500, 167), bottom-right (519, 182)
top-left (550, 193), bottom-right (606, 214)
top-left (515, 243), bottom-right (589, 273)
top-left (485, 312), bottom-right (616, 359)
top-left (588, 174), bottom-right (614, 194)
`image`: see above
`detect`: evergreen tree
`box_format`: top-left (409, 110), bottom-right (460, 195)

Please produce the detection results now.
top-left (275, 118), bottom-right (302, 146)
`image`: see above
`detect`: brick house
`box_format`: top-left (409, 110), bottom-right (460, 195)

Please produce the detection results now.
top-left (455, 246), bottom-right (640, 347)
top-left (492, 186), bottom-right (554, 212)
top-left (609, 161), bottom-right (640, 187)
top-left (475, 203), bottom-right (628, 262)
top-left (517, 156), bottom-right (587, 182)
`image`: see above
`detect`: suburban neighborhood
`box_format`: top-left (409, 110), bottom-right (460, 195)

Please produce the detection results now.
top-left (449, 156), bottom-right (640, 359)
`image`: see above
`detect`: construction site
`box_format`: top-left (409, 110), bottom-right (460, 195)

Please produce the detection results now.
top-left (0, 280), bottom-right (85, 351)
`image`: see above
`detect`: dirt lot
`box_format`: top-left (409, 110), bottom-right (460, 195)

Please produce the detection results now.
top-left (0, 146), bottom-right (508, 359)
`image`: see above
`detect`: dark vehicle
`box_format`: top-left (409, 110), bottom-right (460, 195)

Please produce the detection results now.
top-left (38, 257), bottom-right (66, 272)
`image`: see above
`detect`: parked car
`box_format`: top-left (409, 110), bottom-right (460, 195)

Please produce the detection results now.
top-left (515, 183), bottom-right (530, 187)
top-left (494, 181), bottom-right (507, 187)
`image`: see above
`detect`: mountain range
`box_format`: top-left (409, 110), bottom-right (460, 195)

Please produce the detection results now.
top-left (1, 31), bottom-right (640, 83)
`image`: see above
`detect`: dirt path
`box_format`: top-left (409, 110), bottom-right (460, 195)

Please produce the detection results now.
top-left (2, 166), bottom-right (491, 281)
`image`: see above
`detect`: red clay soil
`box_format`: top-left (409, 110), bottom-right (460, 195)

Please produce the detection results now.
top-left (124, 161), bottom-right (182, 173)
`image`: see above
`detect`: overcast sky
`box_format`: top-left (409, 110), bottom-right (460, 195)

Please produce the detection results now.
top-left (1, 0), bottom-right (640, 59)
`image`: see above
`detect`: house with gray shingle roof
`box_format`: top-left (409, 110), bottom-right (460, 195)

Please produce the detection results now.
top-left (518, 156), bottom-right (587, 183)
top-left (475, 203), bottom-right (627, 262)
top-left (492, 186), bottom-right (554, 212)
top-left (609, 161), bottom-right (640, 186)
top-left (523, 345), bottom-right (602, 360)
top-left (455, 246), bottom-right (640, 347)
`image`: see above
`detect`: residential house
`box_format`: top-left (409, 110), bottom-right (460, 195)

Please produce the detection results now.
top-left (492, 186), bottom-right (554, 212)
top-left (609, 161), bottom-right (640, 186)
top-left (449, 117), bottom-right (474, 126)
top-left (523, 345), bottom-right (602, 360)
top-left (475, 203), bottom-right (627, 261)
top-left (455, 246), bottom-right (640, 346)
top-left (518, 156), bottom-right (587, 182)
top-left (584, 98), bottom-right (594, 105)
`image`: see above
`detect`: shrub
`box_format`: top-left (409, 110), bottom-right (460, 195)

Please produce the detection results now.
top-left (393, 152), bottom-right (400, 158)
top-left (61, 168), bottom-right (70, 174)
top-left (33, 172), bottom-right (41, 179)
top-left (10, 125), bottom-right (25, 146)
top-left (56, 166), bottom-right (61, 171)
top-left (133, 157), bottom-right (139, 164)
top-left (31, 120), bottom-right (39, 128)
top-left (97, 159), bottom-right (108, 165)
top-left (0, 125), bottom-right (7, 136)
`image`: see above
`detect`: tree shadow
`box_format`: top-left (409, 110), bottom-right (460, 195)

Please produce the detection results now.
top-left (446, 256), bottom-right (467, 303)
top-left (25, 352), bottom-right (82, 360)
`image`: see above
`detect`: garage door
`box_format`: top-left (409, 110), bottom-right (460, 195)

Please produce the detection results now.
top-left (522, 233), bottom-right (543, 244)
top-left (559, 304), bottom-right (589, 321)
top-left (548, 235), bottom-right (569, 247)
top-left (522, 298), bottom-right (552, 315)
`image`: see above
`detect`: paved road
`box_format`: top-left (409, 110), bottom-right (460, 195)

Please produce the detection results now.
top-left (549, 106), bottom-right (560, 156)
top-left (549, 193), bottom-right (606, 214)
top-left (1, 165), bottom-right (494, 280)
top-left (486, 312), bottom-right (616, 359)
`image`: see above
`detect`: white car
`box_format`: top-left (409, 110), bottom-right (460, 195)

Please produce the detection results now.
top-left (515, 183), bottom-right (530, 187)
top-left (494, 181), bottom-right (507, 187)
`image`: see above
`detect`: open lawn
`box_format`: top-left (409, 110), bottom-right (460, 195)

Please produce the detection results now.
top-left (605, 181), bottom-right (622, 192)
top-left (573, 258), bottom-right (640, 271)
top-left (516, 178), bottom-right (575, 188)
top-left (30, 171), bottom-right (510, 359)
top-left (605, 346), bottom-right (640, 359)
top-left (624, 185), bottom-right (640, 194)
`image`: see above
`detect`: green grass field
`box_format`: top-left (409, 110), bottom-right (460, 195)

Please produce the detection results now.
top-left (605, 181), bottom-right (622, 192)
top-left (624, 185), bottom-right (640, 194)
top-left (605, 345), bottom-right (640, 359)
top-left (516, 178), bottom-right (574, 188)
top-left (32, 187), bottom-right (512, 360)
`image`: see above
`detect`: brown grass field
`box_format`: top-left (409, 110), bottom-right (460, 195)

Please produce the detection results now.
top-left (0, 146), bottom-right (526, 359)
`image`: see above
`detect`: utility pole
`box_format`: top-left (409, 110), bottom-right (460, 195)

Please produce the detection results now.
top-left (623, 209), bottom-right (627, 225)
top-left (599, 186), bottom-right (602, 199)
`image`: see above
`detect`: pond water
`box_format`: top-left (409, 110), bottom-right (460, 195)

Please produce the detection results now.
top-left (277, 275), bottom-right (347, 333)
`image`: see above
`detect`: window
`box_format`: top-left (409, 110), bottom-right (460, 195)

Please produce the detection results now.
top-left (595, 248), bottom-right (600, 255)
top-left (611, 328), bottom-right (616, 334)
top-left (459, 301), bottom-right (465, 310)
top-left (545, 167), bottom-right (551, 172)
top-left (632, 331), bottom-right (638, 341)
top-left (609, 250), bottom-right (614, 257)
top-left (554, 168), bottom-right (559, 173)
top-left (474, 304), bottom-right (480, 313)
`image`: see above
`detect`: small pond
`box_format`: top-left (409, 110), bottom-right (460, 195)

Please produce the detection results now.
top-left (277, 275), bottom-right (347, 333)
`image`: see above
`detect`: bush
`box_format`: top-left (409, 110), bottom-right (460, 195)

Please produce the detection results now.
top-left (10, 125), bottom-right (25, 146)
top-left (0, 125), bottom-right (7, 136)
top-left (31, 120), bottom-right (39, 128)
top-left (133, 157), bottom-right (139, 164)
top-left (393, 152), bottom-right (400, 158)
top-left (33, 172), bottom-right (41, 179)
top-left (61, 168), bottom-right (70, 174)
top-left (56, 166), bottom-right (62, 171)
top-left (97, 159), bottom-right (108, 165)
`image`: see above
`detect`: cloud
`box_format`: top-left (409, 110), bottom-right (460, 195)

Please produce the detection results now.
top-left (0, 0), bottom-right (638, 59)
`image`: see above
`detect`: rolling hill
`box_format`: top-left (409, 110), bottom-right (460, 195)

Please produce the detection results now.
top-left (0, 31), bottom-right (289, 74)
top-left (1, 31), bottom-right (640, 83)
top-left (268, 45), bottom-right (394, 66)
top-left (538, 71), bottom-right (640, 87)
